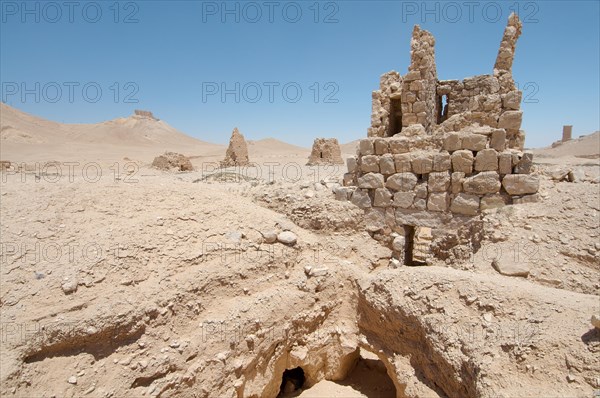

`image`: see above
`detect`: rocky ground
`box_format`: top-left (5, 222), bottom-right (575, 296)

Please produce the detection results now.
top-left (0, 154), bottom-right (598, 398)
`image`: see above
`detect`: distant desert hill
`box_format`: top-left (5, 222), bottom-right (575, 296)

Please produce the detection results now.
top-left (532, 131), bottom-right (600, 159)
top-left (340, 139), bottom-right (359, 155)
top-left (0, 103), bottom-right (224, 163)
top-left (247, 138), bottom-right (309, 158)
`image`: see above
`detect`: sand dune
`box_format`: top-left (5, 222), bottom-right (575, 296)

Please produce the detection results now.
top-left (532, 131), bottom-right (600, 159)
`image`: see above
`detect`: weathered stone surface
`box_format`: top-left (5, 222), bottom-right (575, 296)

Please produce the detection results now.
top-left (412, 152), bottom-right (433, 174)
top-left (392, 235), bottom-right (406, 252)
top-left (492, 258), bottom-right (529, 277)
top-left (350, 189), bottom-right (372, 209)
top-left (428, 172), bottom-right (451, 192)
top-left (347, 156), bottom-right (357, 173)
top-left (221, 128), bottom-right (250, 167)
top-left (463, 171), bottom-right (501, 195)
top-left (389, 137), bottom-right (410, 154)
top-left (374, 138), bottom-right (390, 155)
top-left (393, 191), bottom-right (415, 208)
top-left (514, 151), bottom-right (533, 174)
top-left (450, 193), bottom-right (480, 215)
top-left (451, 172), bottom-right (465, 194)
top-left (427, 192), bottom-right (448, 212)
top-left (494, 12), bottom-right (523, 72)
top-left (432, 151), bottom-right (451, 171)
top-left (412, 198), bottom-right (427, 210)
top-left (152, 152), bottom-right (193, 172)
top-left (364, 208), bottom-right (386, 232)
top-left (394, 153), bottom-right (412, 173)
top-left (358, 173), bottom-right (385, 189)
top-left (374, 188), bottom-right (393, 207)
top-left (401, 124), bottom-right (426, 137)
top-left (498, 111), bottom-right (523, 130)
top-left (333, 186), bottom-right (353, 201)
top-left (360, 155), bottom-right (380, 173)
top-left (307, 138), bottom-right (344, 165)
top-left (386, 173), bottom-right (418, 192)
top-left (462, 134), bottom-right (487, 151)
top-left (414, 181), bottom-right (428, 199)
top-left (443, 132), bottom-right (461, 152)
top-left (502, 90), bottom-right (522, 110)
top-left (379, 154), bottom-right (396, 175)
top-left (474, 149), bottom-right (499, 171)
top-left (490, 129), bottom-right (507, 151)
top-left (502, 174), bottom-right (539, 195)
top-left (451, 150), bottom-right (474, 174)
top-left (498, 152), bottom-right (513, 174)
top-left (359, 139), bottom-right (374, 155)
top-left (480, 194), bottom-right (508, 210)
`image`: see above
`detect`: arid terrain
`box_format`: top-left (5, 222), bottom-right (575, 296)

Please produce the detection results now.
top-left (1, 102), bottom-right (599, 398)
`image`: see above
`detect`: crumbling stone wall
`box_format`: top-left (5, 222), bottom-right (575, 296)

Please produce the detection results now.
top-left (221, 127), bottom-right (250, 167)
top-left (134, 110), bottom-right (159, 120)
top-left (307, 138), bottom-right (344, 165)
top-left (339, 14), bottom-right (539, 266)
top-left (367, 14), bottom-right (525, 150)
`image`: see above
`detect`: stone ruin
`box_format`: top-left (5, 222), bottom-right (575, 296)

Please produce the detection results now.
top-left (221, 127), bottom-right (250, 168)
top-left (337, 13), bottom-right (540, 266)
top-left (151, 152), bottom-right (193, 172)
top-left (307, 138), bottom-right (344, 166)
top-left (562, 125), bottom-right (573, 142)
top-left (134, 110), bottom-right (159, 120)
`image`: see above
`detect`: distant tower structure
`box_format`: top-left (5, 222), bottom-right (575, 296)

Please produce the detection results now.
top-left (562, 125), bottom-right (573, 142)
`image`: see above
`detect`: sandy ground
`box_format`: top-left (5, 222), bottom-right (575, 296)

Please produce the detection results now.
top-left (0, 104), bottom-right (599, 397)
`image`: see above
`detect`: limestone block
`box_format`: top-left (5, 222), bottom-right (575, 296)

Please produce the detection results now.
top-left (462, 134), bottom-right (487, 151)
top-left (386, 173), bottom-right (418, 192)
top-left (358, 172), bottom-right (385, 189)
top-left (451, 172), bottom-right (465, 194)
top-left (428, 171), bottom-right (451, 192)
top-left (463, 171), bottom-right (501, 195)
top-left (450, 193), bottom-right (480, 216)
top-left (347, 156), bottom-right (358, 173)
top-left (498, 111), bottom-right (523, 130)
top-left (412, 152), bottom-right (434, 174)
top-left (389, 137), bottom-right (410, 154)
top-left (379, 154), bottom-right (396, 175)
top-left (393, 191), bottom-right (415, 208)
top-left (432, 151), bottom-right (451, 171)
top-left (443, 132), bottom-right (461, 152)
top-left (350, 189), bottom-right (372, 209)
top-left (374, 188), bottom-right (393, 207)
top-left (374, 138), bottom-right (390, 155)
top-left (480, 194), bottom-right (508, 210)
top-left (427, 192), bottom-right (449, 212)
top-left (490, 129), bottom-right (506, 151)
top-left (359, 139), bottom-right (374, 155)
top-left (474, 149), bottom-right (499, 172)
top-left (514, 151), bottom-right (533, 174)
top-left (360, 155), bottom-right (380, 173)
top-left (394, 153), bottom-right (412, 173)
top-left (502, 174), bottom-right (539, 195)
top-left (451, 150), bottom-right (474, 174)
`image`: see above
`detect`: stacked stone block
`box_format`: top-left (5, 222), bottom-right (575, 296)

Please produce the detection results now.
top-left (343, 132), bottom-right (539, 218)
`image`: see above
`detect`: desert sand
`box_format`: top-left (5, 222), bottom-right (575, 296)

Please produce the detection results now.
top-left (1, 101), bottom-right (599, 397)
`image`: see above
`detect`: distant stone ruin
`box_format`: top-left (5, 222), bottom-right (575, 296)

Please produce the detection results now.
top-left (338, 13), bottom-right (540, 266)
top-left (151, 152), bottom-right (193, 172)
top-left (307, 138), bottom-right (344, 166)
top-left (562, 125), bottom-right (573, 142)
top-left (221, 128), bottom-right (250, 167)
top-left (134, 110), bottom-right (159, 120)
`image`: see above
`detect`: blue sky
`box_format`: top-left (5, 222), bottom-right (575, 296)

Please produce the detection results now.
top-left (1, 0), bottom-right (599, 148)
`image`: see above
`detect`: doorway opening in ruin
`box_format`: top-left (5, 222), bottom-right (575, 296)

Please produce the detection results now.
top-left (404, 225), bottom-right (415, 265)
top-left (437, 94), bottom-right (449, 124)
top-left (389, 98), bottom-right (403, 136)
top-left (278, 367), bottom-right (305, 397)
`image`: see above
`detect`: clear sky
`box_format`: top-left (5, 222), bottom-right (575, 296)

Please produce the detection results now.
top-left (1, 0), bottom-right (599, 148)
